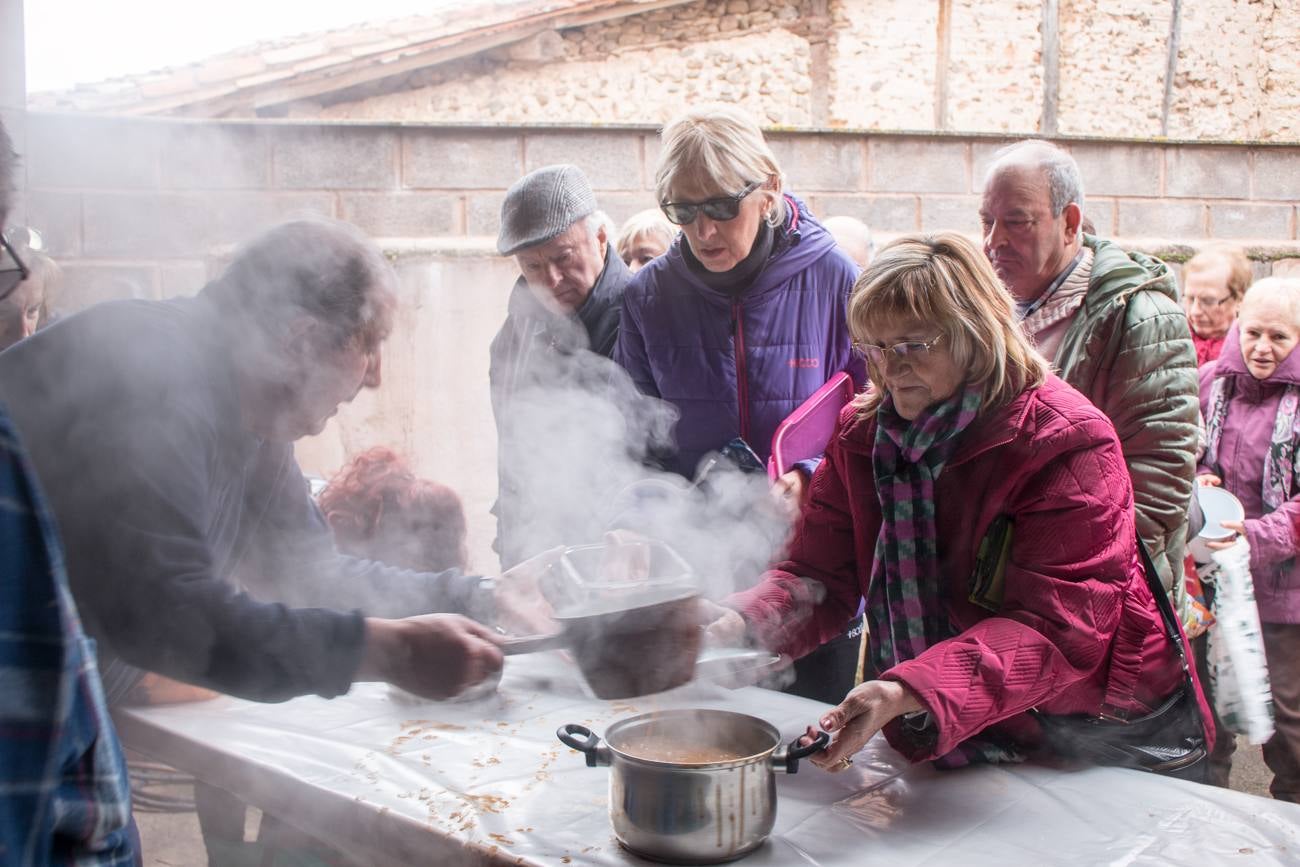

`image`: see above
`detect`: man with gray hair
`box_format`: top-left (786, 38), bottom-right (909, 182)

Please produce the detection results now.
top-left (0, 218), bottom-right (544, 710)
top-left (979, 139), bottom-right (1199, 593)
top-left (490, 164), bottom-right (631, 567)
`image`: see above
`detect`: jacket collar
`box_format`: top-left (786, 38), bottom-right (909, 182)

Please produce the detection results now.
top-left (1081, 234), bottom-right (1178, 311)
top-left (837, 383), bottom-right (1035, 466)
top-left (506, 242), bottom-right (628, 340)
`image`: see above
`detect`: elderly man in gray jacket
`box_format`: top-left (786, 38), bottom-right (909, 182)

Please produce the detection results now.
top-left (490, 164), bottom-right (634, 568)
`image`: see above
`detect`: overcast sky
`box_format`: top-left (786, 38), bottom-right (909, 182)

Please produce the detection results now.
top-left (25, 0), bottom-right (460, 92)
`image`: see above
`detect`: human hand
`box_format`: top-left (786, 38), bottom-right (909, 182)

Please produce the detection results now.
top-left (771, 470), bottom-right (806, 517)
top-left (357, 614), bottom-right (504, 700)
top-left (598, 529), bottom-right (653, 583)
top-left (1206, 519), bottom-right (1247, 551)
top-left (1196, 474), bottom-right (1222, 487)
top-left (495, 546), bottom-right (563, 636)
top-left (699, 598), bottom-right (748, 647)
top-left (800, 679), bottom-right (924, 772)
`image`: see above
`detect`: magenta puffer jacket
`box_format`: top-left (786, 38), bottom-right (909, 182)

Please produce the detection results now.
top-left (728, 375), bottom-right (1203, 762)
top-left (1198, 325), bottom-right (1300, 624)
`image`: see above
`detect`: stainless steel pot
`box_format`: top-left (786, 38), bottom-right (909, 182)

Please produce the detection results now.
top-left (557, 709), bottom-right (828, 864)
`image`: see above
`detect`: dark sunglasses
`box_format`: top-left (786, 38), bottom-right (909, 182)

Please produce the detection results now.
top-left (0, 232), bottom-right (30, 303)
top-left (660, 181), bottom-right (760, 226)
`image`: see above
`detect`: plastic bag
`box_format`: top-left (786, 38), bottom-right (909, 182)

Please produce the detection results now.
top-left (1206, 539), bottom-right (1275, 744)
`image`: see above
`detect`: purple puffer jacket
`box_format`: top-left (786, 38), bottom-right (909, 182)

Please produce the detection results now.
top-left (616, 196), bottom-right (864, 477)
top-left (1198, 324), bottom-right (1300, 623)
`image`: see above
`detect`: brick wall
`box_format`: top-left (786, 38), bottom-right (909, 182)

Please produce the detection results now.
top-left (19, 113), bottom-right (1300, 568)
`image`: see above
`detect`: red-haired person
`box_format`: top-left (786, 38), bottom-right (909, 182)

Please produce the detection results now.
top-left (319, 447), bottom-right (469, 574)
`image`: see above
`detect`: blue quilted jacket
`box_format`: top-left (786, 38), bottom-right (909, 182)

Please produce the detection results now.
top-left (616, 196), bottom-right (864, 477)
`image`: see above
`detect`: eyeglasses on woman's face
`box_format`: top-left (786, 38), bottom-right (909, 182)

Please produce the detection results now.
top-left (660, 181), bottom-right (760, 226)
top-left (853, 333), bottom-right (945, 366)
top-left (0, 232), bottom-right (31, 303)
top-left (1183, 293), bottom-right (1232, 311)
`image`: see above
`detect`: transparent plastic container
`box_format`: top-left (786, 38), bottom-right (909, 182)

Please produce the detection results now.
top-left (557, 539), bottom-right (694, 604)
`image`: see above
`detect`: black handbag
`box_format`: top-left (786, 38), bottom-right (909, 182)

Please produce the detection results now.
top-left (1031, 540), bottom-right (1210, 782)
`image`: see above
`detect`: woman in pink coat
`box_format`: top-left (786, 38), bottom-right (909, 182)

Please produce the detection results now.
top-left (707, 233), bottom-right (1207, 776)
top-left (1197, 276), bottom-right (1300, 802)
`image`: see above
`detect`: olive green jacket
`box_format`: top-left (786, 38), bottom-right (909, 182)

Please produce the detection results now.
top-left (1052, 236), bottom-right (1199, 591)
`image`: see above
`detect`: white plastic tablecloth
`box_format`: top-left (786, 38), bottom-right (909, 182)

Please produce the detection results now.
top-left (115, 654), bottom-right (1300, 866)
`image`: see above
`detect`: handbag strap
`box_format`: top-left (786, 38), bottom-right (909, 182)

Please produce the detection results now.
top-left (1100, 539), bottom-right (1202, 724)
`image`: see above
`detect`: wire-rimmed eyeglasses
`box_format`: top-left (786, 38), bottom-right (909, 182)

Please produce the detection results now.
top-left (0, 231), bottom-right (30, 303)
top-left (853, 333), bottom-right (945, 366)
top-left (1183, 293), bottom-right (1233, 311)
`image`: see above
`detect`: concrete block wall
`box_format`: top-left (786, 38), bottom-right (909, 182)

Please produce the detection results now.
top-left (25, 115), bottom-right (1300, 306)
top-left (18, 113), bottom-right (1299, 569)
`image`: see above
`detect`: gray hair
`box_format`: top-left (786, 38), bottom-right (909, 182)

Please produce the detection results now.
top-left (985, 140), bottom-right (1085, 217)
top-left (1242, 276), bottom-right (1300, 328)
top-left (617, 209), bottom-right (676, 257)
top-left (654, 105), bottom-right (786, 228)
top-left (588, 211), bottom-right (615, 243)
top-left (202, 218), bottom-right (397, 351)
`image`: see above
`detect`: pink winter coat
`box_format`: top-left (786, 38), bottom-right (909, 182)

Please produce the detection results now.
top-left (1198, 325), bottom-right (1300, 624)
top-left (728, 375), bottom-right (1195, 762)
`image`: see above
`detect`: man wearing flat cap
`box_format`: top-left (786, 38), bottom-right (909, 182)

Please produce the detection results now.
top-left (490, 164), bottom-right (632, 568)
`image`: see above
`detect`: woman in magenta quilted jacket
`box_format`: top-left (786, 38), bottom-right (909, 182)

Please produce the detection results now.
top-left (709, 233), bottom-right (1209, 775)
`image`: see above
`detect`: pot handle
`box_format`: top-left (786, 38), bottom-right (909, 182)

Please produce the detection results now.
top-left (501, 632), bottom-right (569, 655)
top-left (774, 730), bottom-right (830, 775)
top-left (557, 723), bottom-right (611, 768)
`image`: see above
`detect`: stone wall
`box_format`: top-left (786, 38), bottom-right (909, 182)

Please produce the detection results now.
top-left (306, 0), bottom-right (1300, 141)
top-left (829, 0), bottom-right (937, 130)
top-left (945, 0), bottom-right (1044, 133)
top-left (318, 0), bottom-right (816, 126)
top-left (18, 113), bottom-right (1300, 567)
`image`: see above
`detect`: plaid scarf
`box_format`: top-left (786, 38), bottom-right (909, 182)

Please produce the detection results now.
top-left (867, 382), bottom-right (1027, 770)
top-left (866, 382), bottom-right (982, 674)
top-left (1205, 375), bottom-right (1300, 513)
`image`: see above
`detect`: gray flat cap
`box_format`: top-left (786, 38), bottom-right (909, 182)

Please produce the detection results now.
top-left (497, 164), bottom-right (597, 255)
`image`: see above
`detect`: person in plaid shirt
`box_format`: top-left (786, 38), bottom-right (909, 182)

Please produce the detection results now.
top-left (0, 119), bottom-right (138, 864)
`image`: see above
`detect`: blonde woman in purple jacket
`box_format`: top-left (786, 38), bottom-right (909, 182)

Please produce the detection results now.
top-left (1197, 276), bottom-right (1300, 802)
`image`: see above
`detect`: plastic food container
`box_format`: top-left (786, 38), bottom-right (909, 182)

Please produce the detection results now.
top-left (1189, 485), bottom-right (1246, 563)
top-left (557, 539), bottom-right (694, 603)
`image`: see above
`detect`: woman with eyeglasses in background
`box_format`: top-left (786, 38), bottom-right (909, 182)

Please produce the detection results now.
top-left (705, 234), bottom-right (1211, 779)
top-left (615, 105), bottom-right (864, 702)
top-left (1183, 242), bottom-right (1252, 365)
top-left (0, 228), bottom-right (61, 352)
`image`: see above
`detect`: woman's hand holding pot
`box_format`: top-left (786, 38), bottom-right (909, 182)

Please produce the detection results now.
top-left (494, 546), bottom-right (563, 636)
top-left (699, 599), bottom-right (748, 647)
top-left (803, 679), bottom-right (924, 772)
top-left (1197, 473), bottom-right (1222, 487)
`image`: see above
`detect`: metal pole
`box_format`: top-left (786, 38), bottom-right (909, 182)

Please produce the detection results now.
top-left (1041, 0), bottom-right (1060, 135)
top-left (1161, 0), bottom-right (1184, 136)
top-left (935, 0), bottom-right (953, 131)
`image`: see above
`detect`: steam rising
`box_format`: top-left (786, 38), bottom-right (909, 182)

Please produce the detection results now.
top-left (496, 343), bottom-right (796, 602)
